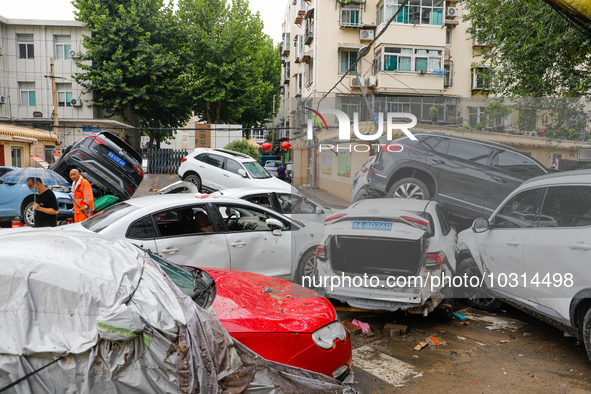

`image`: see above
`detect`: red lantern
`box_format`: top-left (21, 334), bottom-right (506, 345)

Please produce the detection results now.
top-left (281, 141), bottom-right (291, 149)
top-left (262, 142), bottom-right (272, 151)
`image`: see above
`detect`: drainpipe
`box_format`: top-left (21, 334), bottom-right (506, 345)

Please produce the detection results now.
top-left (42, 26), bottom-right (48, 118)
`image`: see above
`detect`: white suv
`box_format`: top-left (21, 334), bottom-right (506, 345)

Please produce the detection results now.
top-left (456, 170), bottom-right (591, 362)
top-left (178, 148), bottom-right (291, 192)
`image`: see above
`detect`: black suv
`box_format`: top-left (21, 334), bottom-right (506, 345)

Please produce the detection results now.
top-left (52, 131), bottom-right (144, 200)
top-left (352, 132), bottom-right (548, 226)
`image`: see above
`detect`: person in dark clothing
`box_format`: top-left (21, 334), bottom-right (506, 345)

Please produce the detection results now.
top-left (276, 163), bottom-right (287, 181)
top-left (26, 177), bottom-right (58, 227)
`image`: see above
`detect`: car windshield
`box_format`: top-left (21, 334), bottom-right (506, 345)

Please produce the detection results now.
top-left (81, 202), bottom-right (138, 232)
top-left (266, 161), bottom-right (280, 168)
top-left (147, 251), bottom-right (216, 308)
top-left (244, 162), bottom-right (271, 179)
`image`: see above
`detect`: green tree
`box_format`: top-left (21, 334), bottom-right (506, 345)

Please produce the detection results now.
top-left (224, 139), bottom-right (260, 161)
top-left (462, 0), bottom-right (591, 97)
top-left (482, 100), bottom-right (512, 127)
top-left (429, 107), bottom-right (439, 125)
top-left (177, 0), bottom-right (280, 130)
top-left (73, 0), bottom-right (192, 148)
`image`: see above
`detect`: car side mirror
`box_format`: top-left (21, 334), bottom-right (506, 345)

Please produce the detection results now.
top-left (472, 218), bottom-right (490, 233)
top-left (238, 169), bottom-right (247, 178)
top-left (315, 206), bottom-right (325, 214)
top-left (266, 218), bottom-right (283, 233)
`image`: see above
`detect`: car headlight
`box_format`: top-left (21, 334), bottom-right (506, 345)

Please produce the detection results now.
top-left (312, 321), bottom-right (347, 350)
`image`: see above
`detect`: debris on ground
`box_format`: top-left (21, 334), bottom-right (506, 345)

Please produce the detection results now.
top-left (426, 336), bottom-right (446, 347)
top-left (500, 340), bottom-right (510, 344)
top-left (486, 325), bottom-right (503, 330)
top-left (352, 319), bottom-right (371, 334)
top-left (414, 341), bottom-right (428, 351)
top-left (385, 323), bottom-right (408, 337)
top-left (453, 312), bottom-right (468, 322)
top-left (523, 332), bottom-right (532, 337)
top-left (343, 322), bottom-right (362, 335)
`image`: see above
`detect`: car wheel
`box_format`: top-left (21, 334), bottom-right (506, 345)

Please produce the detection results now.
top-left (388, 177), bottom-right (431, 200)
top-left (295, 249), bottom-right (317, 287)
top-left (23, 201), bottom-right (35, 227)
top-left (583, 308), bottom-right (591, 362)
top-left (456, 257), bottom-right (502, 312)
top-left (184, 174), bottom-right (202, 192)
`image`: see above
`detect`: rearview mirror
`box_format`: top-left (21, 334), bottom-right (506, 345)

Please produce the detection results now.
top-left (315, 206), bottom-right (325, 214)
top-left (266, 218), bottom-right (283, 232)
top-left (238, 169), bottom-right (248, 178)
top-left (472, 218), bottom-right (490, 233)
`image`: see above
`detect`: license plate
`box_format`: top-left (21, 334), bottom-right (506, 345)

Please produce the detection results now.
top-left (108, 151), bottom-right (126, 167)
top-left (352, 221), bottom-right (392, 231)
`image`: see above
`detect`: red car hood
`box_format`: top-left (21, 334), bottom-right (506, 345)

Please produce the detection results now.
top-left (202, 268), bottom-right (336, 334)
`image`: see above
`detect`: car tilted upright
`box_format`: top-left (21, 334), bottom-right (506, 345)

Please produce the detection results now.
top-left (456, 169), bottom-right (591, 362)
top-left (178, 148), bottom-right (291, 192)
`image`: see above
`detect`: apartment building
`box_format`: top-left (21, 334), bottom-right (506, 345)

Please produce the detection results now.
top-left (0, 15), bottom-right (138, 166)
top-left (278, 0), bottom-right (490, 198)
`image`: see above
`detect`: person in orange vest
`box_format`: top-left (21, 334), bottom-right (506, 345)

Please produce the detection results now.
top-left (70, 168), bottom-right (94, 223)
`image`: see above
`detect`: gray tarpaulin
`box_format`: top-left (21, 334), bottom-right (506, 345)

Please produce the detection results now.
top-left (0, 229), bottom-right (354, 393)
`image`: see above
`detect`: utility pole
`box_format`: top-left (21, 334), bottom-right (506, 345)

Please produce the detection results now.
top-left (50, 58), bottom-right (59, 126)
top-left (272, 94), bottom-right (276, 147)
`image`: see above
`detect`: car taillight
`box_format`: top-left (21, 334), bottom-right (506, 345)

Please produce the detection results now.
top-left (426, 251), bottom-right (446, 266)
top-left (182, 157), bottom-right (187, 163)
top-left (401, 216), bottom-right (428, 227)
top-left (315, 245), bottom-right (326, 260)
top-left (325, 213), bottom-right (347, 223)
top-left (133, 165), bottom-right (144, 177)
top-left (74, 151), bottom-right (86, 158)
top-left (90, 135), bottom-right (106, 145)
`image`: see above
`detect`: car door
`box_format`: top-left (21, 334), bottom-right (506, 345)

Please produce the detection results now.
top-left (151, 204), bottom-right (231, 269)
top-left (214, 203), bottom-right (292, 277)
top-left (222, 159), bottom-right (252, 189)
top-left (487, 150), bottom-right (547, 213)
top-left (428, 138), bottom-right (494, 219)
top-left (522, 185), bottom-right (591, 321)
top-left (195, 153), bottom-right (226, 190)
top-left (475, 187), bottom-right (545, 302)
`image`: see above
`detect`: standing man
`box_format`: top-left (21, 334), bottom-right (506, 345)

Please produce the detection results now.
top-left (70, 169), bottom-right (94, 223)
top-left (26, 177), bottom-right (58, 227)
top-left (276, 162), bottom-right (287, 182)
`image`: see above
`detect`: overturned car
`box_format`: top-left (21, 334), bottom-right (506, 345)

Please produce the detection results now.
top-left (311, 199), bottom-right (457, 315)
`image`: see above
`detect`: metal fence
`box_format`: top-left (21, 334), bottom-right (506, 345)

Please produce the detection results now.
top-left (142, 149), bottom-right (188, 174)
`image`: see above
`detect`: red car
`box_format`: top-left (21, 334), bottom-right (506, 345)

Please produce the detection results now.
top-left (152, 253), bottom-right (352, 381)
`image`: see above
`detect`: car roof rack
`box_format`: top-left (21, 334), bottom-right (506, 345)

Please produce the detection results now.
top-left (213, 148), bottom-right (252, 159)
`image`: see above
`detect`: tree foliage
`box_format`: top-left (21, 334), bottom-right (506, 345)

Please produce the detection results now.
top-left (463, 0), bottom-right (591, 97)
top-left (73, 0), bottom-right (192, 148)
top-left (177, 0), bottom-right (280, 129)
top-left (224, 139), bottom-right (261, 161)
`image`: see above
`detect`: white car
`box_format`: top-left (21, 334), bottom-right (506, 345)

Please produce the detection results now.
top-left (312, 198), bottom-right (457, 314)
top-left (67, 194), bottom-right (322, 280)
top-left (456, 170), bottom-right (591, 361)
top-left (178, 148), bottom-right (291, 192)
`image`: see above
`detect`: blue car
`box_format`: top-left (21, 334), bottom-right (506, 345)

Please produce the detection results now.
top-left (0, 166), bottom-right (74, 226)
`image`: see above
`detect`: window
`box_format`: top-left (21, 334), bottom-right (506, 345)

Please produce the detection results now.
top-left (469, 106), bottom-right (485, 126)
top-left (494, 150), bottom-right (546, 178)
top-left (225, 159), bottom-right (244, 176)
top-left (18, 34), bottom-right (34, 59)
top-left (127, 216), bottom-right (157, 239)
top-left (55, 35), bottom-right (71, 60)
top-left (11, 147), bottom-right (22, 167)
top-left (472, 67), bottom-right (488, 90)
top-left (340, 50), bottom-right (357, 74)
top-left (377, 0), bottom-right (444, 26)
top-left (152, 206), bottom-right (212, 237)
top-left (340, 4), bottom-right (361, 27)
top-left (540, 186), bottom-right (591, 228)
top-left (305, 11), bottom-right (314, 44)
top-left (446, 140), bottom-right (490, 165)
top-left (435, 205), bottom-right (451, 236)
top-left (305, 59), bottom-right (313, 86)
top-left (57, 83), bottom-right (73, 107)
top-left (493, 188), bottom-right (544, 229)
top-left (295, 73), bottom-right (302, 95)
top-left (444, 62), bottom-right (453, 87)
top-left (19, 82), bottom-right (36, 106)
top-left (375, 46), bottom-right (442, 73)
top-left (196, 153), bottom-right (224, 168)
top-left (216, 204), bottom-right (289, 232)
top-left (446, 27), bottom-right (452, 45)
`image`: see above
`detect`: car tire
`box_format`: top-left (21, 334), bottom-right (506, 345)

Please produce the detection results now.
top-left (456, 257), bottom-right (503, 312)
top-left (388, 177), bottom-right (431, 200)
top-left (295, 249), bottom-right (317, 287)
top-left (22, 201), bottom-right (35, 227)
top-left (583, 308), bottom-right (591, 362)
top-left (184, 174), bottom-right (202, 192)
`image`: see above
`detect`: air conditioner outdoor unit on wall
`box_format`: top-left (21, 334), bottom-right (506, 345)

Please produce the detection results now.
top-left (360, 30), bottom-right (374, 41)
top-left (71, 98), bottom-right (82, 107)
top-left (69, 49), bottom-right (80, 59)
top-left (367, 76), bottom-right (377, 88)
top-left (350, 77), bottom-right (365, 88)
top-left (446, 7), bottom-right (459, 17)
top-left (0, 96), bottom-right (5, 104)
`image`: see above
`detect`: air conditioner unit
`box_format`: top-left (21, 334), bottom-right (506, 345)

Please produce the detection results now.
top-left (70, 98), bottom-right (82, 107)
top-left (69, 49), bottom-right (80, 59)
top-left (360, 30), bottom-right (374, 41)
top-left (446, 7), bottom-right (459, 17)
top-left (350, 77), bottom-right (365, 88)
top-left (0, 96), bottom-right (5, 104)
top-left (367, 76), bottom-right (377, 88)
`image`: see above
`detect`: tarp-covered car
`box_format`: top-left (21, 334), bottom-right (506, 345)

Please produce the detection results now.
top-left (0, 230), bottom-right (353, 393)
top-left (312, 199), bottom-right (457, 315)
